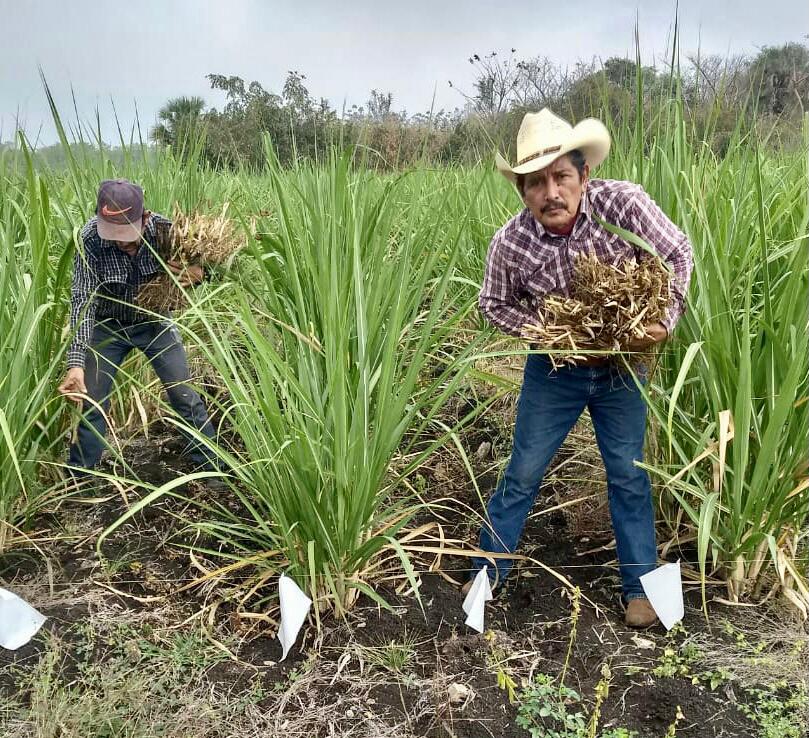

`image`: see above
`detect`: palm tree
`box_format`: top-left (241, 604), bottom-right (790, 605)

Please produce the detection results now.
top-left (749, 43), bottom-right (809, 116)
top-left (151, 96), bottom-right (206, 148)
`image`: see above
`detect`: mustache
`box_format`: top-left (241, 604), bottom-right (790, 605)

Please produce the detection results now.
top-left (542, 201), bottom-right (567, 213)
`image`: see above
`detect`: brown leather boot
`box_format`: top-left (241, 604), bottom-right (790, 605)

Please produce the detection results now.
top-left (624, 597), bottom-right (658, 628)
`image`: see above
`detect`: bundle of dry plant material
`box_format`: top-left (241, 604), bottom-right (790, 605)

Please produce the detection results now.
top-left (137, 204), bottom-right (244, 314)
top-left (521, 251), bottom-right (671, 366)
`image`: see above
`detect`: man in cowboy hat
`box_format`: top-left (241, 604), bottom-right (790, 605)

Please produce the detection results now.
top-left (467, 109), bottom-right (693, 628)
top-left (58, 179), bottom-right (220, 483)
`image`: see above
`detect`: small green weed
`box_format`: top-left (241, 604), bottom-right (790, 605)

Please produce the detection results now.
top-left (740, 682), bottom-right (808, 738)
top-left (652, 640), bottom-right (732, 689)
top-left (515, 671), bottom-right (637, 738)
top-left (485, 630), bottom-right (518, 704)
top-left (652, 643), bottom-right (702, 679)
top-left (357, 631), bottom-right (417, 674)
top-left (516, 673), bottom-right (586, 738)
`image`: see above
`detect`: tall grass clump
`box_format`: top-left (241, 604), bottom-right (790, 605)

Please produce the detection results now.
top-left (593, 47), bottom-right (809, 611)
top-left (0, 141), bottom-right (72, 554)
top-left (142, 144), bottom-right (484, 614)
top-left (639, 118), bottom-right (809, 612)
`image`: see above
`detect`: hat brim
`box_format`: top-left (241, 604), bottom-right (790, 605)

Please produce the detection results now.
top-left (97, 218), bottom-right (144, 243)
top-left (496, 118), bottom-right (611, 185)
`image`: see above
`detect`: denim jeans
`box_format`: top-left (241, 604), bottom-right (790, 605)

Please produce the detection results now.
top-left (68, 319), bottom-right (217, 473)
top-left (472, 354), bottom-right (656, 600)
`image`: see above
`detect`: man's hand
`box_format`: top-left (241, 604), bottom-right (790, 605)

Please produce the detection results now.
top-left (623, 321), bottom-right (668, 352)
top-left (167, 261), bottom-right (204, 287)
top-left (58, 368), bottom-right (87, 406)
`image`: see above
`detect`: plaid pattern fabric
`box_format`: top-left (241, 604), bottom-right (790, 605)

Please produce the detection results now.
top-left (479, 179), bottom-right (693, 337)
top-left (67, 213), bottom-right (171, 368)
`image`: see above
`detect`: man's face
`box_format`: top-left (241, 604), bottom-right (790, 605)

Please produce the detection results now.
top-left (522, 155), bottom-right (589, 230)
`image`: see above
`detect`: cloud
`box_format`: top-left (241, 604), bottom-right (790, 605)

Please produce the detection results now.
top-left (1, 0), bottom-right (805, 144)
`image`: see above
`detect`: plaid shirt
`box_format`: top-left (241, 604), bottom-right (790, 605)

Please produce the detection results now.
top-left (479, 179), bottom-right (693, 337)
top-left (67, 213), bottom-right (171, 369)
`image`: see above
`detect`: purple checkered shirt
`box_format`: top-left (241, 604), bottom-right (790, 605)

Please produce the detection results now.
top-left (479, 179), bottom-right (693, 337)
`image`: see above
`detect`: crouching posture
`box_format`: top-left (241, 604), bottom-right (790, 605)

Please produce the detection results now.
top-left (58, 179), bottom-right (218, 478)
top-left (468, 109), bottom-right (693, 627)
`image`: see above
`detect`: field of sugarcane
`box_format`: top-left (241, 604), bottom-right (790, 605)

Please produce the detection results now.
top-left (0, 83), bottom-right (807, 737)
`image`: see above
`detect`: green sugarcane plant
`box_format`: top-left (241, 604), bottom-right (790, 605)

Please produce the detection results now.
top-left (100, 144), bottom-right (486, 614)
top-left (0, 140), bottom-right (72, 554)
top-left (634, 118), bottom-right (809, 613)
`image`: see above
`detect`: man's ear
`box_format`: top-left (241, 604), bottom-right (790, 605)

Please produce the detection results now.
top-left (581, 163), bottom-right (590, 191)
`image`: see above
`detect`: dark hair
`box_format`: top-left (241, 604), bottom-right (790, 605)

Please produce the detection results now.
top-left (515, 148), bottom-right (587, 196)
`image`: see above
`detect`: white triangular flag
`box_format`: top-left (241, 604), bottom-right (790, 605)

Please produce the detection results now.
top-left (640, 561), bottom-right (684, 630)
top-left (277, 574), bottom-right (312, 661)
top-left (462, 566), bottom-right (493, 633)
top-left (0, 588), bottom-right (46, 650)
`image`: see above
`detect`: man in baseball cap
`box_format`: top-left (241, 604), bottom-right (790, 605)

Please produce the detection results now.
top-left (95, 179), bottom-right (146, 242)
top-left (58, 179), bottom-right (222, 488)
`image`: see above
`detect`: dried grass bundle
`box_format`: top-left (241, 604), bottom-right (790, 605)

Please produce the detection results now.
top-left (138, 204), bottom-right (244, 314)
top-left (521, 251), bottom-right (670, 366)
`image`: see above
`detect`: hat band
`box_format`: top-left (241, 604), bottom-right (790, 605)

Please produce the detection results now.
top-left (517, 145), bottom-right (561, 166)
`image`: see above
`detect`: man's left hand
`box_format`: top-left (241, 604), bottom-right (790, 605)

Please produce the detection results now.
top-left (167, 261), bottom-right (204, 287)
top-left (623, 321), bottom-right (668, 352)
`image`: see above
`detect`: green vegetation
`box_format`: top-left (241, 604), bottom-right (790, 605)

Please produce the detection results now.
top-left (1, 51), bottom-right (807, 609)
top-left (0, 39), bottom-right (807, 738)
top-left (515, 669), bottom-right (637, 738)
top-left (632, 114), bottom-right (809, 611)
top-left (740, 684), bottom-right (808, 738)
top-left (516, 673), bottom-right (587, 738)
top-left (0, 141), bottom-right (72, 554)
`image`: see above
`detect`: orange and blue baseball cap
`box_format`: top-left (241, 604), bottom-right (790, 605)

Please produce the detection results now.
top-left (96, 179), bottom-right (144, 242)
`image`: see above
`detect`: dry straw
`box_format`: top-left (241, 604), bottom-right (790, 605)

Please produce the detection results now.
top-left (138, 204), bottom-right (244, 313)
top-left (521, 251), bottom-right (670, 366)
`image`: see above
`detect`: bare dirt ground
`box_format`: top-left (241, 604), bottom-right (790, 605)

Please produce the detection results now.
top-left (1, 407), bottom-right (807, 738)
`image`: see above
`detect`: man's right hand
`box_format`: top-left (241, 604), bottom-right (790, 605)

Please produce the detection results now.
top-left (58, 368), bottom-right (87, 406)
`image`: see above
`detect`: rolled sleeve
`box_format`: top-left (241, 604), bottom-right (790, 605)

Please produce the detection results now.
top-left (479, 232), bottom-right (536, 337)
top-left (631, 190), bottom-right (694, 334)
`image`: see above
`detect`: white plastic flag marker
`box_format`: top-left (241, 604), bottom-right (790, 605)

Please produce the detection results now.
top-left (277, 574), bottom-right (312, 661)
top-left (462, 566), bottom-right (493, 633)
top-left (0, 588), bottom-right (46, 650)
top-left (640, 561), bottom-right (684, 631)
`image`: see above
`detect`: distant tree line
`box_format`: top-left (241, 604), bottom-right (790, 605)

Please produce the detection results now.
top-left (148, 42), bottom-right (808, 168)
top-left (5, 42), bottom-right (804, 171)
top-left (455, 42), bottom-right (809, 158)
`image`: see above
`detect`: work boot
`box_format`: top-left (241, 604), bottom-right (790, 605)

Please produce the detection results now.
top-left (624, 597), bottom-right (658, 628)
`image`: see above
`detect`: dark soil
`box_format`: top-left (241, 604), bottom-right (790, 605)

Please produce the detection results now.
top-left (1, 422), bottom-right (805, 738)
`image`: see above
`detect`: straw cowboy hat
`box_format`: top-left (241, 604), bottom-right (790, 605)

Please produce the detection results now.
top-left (496, 108), bottom-right (611, 184)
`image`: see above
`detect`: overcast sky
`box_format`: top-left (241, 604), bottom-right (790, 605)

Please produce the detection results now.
top-left (2, 0), bottom-right (806, 146)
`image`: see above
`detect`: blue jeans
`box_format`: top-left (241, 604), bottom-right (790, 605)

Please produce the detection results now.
top-left (68, 320), bottom-right (217, 473)
top-left (472, 354), bottom-right (656, 600)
